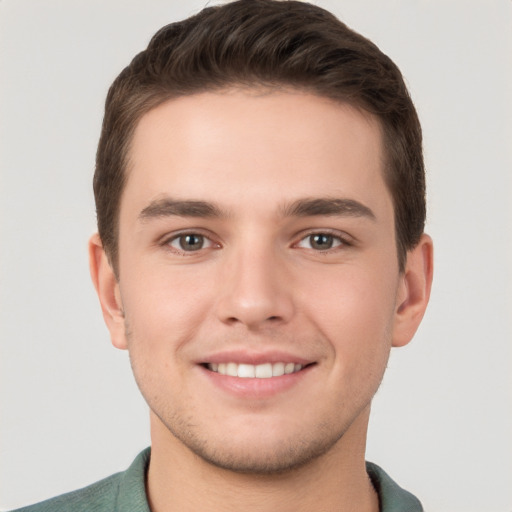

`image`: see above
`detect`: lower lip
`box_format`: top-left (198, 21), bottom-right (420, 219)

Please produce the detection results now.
top-left (198, 365), bottom-right (315, 399)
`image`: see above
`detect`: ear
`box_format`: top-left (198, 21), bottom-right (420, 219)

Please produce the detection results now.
top-left (88, 233), bottom-right (128, 350)
top-left (392, 234), bottom-right (434, 347)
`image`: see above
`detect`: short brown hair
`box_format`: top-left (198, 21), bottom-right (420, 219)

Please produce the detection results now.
top-left (94, 0), bottom-right (425, 275)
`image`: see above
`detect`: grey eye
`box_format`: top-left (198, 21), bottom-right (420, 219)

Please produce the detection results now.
top-left (171, 234), bottom-right (206, 251)
top-left (296, 233), bottom-right (344, 251)
top-left (309, 234), bottom-right (334, 250)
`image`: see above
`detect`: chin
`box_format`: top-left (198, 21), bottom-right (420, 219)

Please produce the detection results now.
top-left (159, 412), bottom-right (350, 475)
top-left (193, 440), bottom-right (338, 475)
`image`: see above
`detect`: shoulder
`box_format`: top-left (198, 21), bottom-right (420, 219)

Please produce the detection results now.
top-left (366, 461), bottom-right (424, 512)
top-left (8, 448), bottom-right (151, 512)
top-left (8, 473), bottom-right (122, 512)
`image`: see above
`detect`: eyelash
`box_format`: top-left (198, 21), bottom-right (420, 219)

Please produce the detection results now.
top-left (294, 230), bottom-right (352, 252)
top-left (161, 231), bottom-right (220, 255)
top-left (160, 229), bottom-right (352, 256)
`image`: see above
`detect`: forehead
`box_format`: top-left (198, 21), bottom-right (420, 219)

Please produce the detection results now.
top-left (123, 89), bottom-right (390, 218)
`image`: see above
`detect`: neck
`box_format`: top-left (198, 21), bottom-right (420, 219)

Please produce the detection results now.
top-left (146, 408), bottom-right (378, 512)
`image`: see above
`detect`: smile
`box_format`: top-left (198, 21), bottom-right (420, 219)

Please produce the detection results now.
top-left (206, 362), bottom-right (304, 378)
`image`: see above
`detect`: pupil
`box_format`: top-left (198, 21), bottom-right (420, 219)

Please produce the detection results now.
top-left (180, 234), bottom-right (203, 251)
top-left (311, 234), bottom-right (333, 250)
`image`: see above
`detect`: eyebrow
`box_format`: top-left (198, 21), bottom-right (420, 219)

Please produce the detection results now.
top-left (139, 198), bottom-right (223, 220)
top-left (138, 196), bottom-right (375, 221)
top-left (281, 197), bottom-right (376, 220)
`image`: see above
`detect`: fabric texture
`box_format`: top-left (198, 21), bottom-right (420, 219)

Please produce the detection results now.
top-left (366, 462), bottom-right (424, 512)
top-left (10, 448), bottom-right (422, 512)
top-left (9, 449), bottom-right (152, 512)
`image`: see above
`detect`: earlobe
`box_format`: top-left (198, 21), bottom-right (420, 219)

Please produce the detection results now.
top-left (88, 234), bottom-right (128, 350)
top-left (392, 234), bottom-right (434, 347)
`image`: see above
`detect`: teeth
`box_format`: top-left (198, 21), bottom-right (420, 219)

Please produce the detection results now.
top-left (226, 362), bottom-right (238, 377)
top-left (255, 363), bottom-right (272, 378)
top-left (207, 362), bottom-right (304, 378)
top-left (237, 364), bottom-right (255, 378)
top-left (273, 362), bottom-right (285, 377)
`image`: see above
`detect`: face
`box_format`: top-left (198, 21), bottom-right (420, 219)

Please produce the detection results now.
top-left (92, 89), bottom-right (430, 474)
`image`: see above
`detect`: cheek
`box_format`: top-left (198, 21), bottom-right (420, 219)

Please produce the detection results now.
top-left (120, 268), bottom-right (213, 406)
top-left (119, 264), bottom-right (216, 352)
top-left (304, 267), bottom-right (397, 364)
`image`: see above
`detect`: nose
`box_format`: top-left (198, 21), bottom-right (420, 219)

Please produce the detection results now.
top-left (215, 242), bottom-right (295, 329)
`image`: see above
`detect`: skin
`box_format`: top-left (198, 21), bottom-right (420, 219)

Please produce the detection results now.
top-left (90, 89), bottom-right (433, 512)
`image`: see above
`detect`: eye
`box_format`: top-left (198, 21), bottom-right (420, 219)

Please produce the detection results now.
top-left (296, 232), bottom-right (345, 251)
top-left (167, 233), bottom-right (215, 252)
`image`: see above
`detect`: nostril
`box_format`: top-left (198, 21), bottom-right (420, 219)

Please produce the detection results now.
top-left (226, 315), bottom-right (281, 323)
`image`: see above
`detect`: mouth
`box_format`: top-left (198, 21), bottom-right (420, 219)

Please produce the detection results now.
top-left (198, 357), bottom-right (316, 398)
top-left (204, 362), bottom-right (307, 378)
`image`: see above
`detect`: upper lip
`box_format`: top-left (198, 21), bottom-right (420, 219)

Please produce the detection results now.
top-left (198, 350), bottom-right (314, 366)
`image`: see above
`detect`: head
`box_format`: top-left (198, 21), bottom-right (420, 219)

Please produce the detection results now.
top-left (90, 0), bottom-right (433, 477)
top-left (94, 0), bottom-right (425, 277)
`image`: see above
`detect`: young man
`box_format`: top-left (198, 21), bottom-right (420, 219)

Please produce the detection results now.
top-left (12, 1), bottom-right (433, 511)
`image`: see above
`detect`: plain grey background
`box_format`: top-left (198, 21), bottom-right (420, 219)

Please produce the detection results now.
top-left (1, 1), bottom-right (511, 510)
